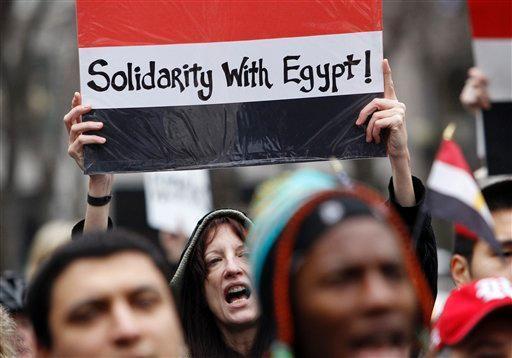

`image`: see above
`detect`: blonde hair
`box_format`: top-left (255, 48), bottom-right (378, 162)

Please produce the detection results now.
top-left (0, 306), bottom-right (17, 358)
top-left (25, 220), bottom-right (74, 280)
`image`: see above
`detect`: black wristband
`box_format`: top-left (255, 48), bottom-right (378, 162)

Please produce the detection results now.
top-left (87, 194), bottom-right (112, 207)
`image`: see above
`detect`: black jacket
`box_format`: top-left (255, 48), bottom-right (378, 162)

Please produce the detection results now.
top-left (388, 176), bottom-right (438, 299)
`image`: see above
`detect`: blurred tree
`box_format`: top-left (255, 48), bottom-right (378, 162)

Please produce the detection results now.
top-left (2, 1), bottom-right (50, 270)
top-left (1, 1), bottom-right (83, 270)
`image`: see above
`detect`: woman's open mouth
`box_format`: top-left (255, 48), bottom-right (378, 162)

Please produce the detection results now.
top-left (224, 284), bottom-right (251, 304)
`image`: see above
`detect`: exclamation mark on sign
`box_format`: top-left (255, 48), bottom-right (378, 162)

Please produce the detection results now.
top-left (364, 50), bottom-right (372, 84)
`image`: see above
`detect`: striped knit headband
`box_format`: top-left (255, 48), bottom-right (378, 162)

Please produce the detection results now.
top-left (271, 184), bottom-right (434, 349)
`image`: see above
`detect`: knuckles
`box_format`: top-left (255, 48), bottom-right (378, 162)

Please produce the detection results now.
top-left (67, 146), bottom-right (75, 157)
top-left (393, 114), bottom-right (404, 123)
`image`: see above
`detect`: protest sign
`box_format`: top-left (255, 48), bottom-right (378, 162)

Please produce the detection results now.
top-left (76, 1), bottom-right (385, 173)
top-left (143, 170), bottom-right (212, 236)
top-left (468, 0), bottom-right (512, 175)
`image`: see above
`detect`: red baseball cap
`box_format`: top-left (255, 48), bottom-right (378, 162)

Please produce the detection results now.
top-left (431, 277), bottom-right (512, 351)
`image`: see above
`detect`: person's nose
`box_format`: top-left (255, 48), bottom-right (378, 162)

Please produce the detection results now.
top-left (223, 255), bottom-right (243, 279)
top-left (361, 271), bottom-right (396, 315)
top-left (111, 301), bottom-right (142, 348)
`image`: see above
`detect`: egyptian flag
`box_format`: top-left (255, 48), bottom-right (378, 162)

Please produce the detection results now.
top-left (426, 135), bottom-right (501, 252)
top-left (467, 0), bottom-right (512, 175)
top-left (76, 1), bottom-right (385, 174)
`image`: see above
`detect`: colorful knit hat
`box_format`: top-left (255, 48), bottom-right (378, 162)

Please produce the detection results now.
top-left (249, 169), bottom-right (337, 288)
top-left (248, 169), bottom-right (433, 357)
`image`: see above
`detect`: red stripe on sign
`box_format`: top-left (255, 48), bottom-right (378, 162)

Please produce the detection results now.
top-left (468, 0), bottom-right (512, 38)
top-left (436, 139), bottom-right (473, 175)
top-left (76, 0), bottom-right (382, 48)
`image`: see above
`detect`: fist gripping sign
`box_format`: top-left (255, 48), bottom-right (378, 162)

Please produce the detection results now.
top-left (76, 1), bottom-right (384, 173)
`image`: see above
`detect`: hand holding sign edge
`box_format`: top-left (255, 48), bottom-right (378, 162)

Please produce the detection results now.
top-left (64, 92), bottom-right (114, 231)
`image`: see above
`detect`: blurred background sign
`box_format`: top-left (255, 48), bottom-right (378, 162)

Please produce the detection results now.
top-left (468, 0), bottom-right (512, 175)
top-left (143, 170), bottom-right (212, 237)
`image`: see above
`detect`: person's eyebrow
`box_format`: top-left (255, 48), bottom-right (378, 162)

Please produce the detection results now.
top-left (69, 296), bottom-right (106, 310)
top-left (66, 297), bottom-right (108, 320)
top-left (68, 284), bottom-right (161, 305)
top-left (129, 285), bottom-right (161, 296)
top-left (500, 240), bottom-right (512, 247)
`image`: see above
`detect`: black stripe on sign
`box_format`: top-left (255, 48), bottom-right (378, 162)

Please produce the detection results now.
top-left (426, 189), bottom-right (501, 253)
top-left (83, 93), bottom-right (386, 173)
top-left (482, 102), bottom-right (512, 176)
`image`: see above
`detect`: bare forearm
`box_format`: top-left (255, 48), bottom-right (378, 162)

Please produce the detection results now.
top-left (83, 174), bottom-right (113, 232)
top-left (84, 205), bottom-right (111, 232)
top-left (390, 150), bottom-right (415, 207)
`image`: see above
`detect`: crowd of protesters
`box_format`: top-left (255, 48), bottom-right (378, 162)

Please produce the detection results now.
top-left (1, 61), bottom-right (511, 358)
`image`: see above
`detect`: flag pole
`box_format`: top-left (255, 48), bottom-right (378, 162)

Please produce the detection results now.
top-left (329, 157), bottom-right (353, 188)
top-left (443, 122), bottom-right (457, 141)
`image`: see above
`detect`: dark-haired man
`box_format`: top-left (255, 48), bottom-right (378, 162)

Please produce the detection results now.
top-left (26, 230), bottom-right (186, 357)
top-left (451, 180), bottom-right (512, 286)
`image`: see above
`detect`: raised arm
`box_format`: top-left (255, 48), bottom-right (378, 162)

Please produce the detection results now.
top-left (356, 59), bottom-right (415, 207)
top-left (355, 60), bottom-right (438, 297)
top-left (65, 92), bottom-right (113, 233)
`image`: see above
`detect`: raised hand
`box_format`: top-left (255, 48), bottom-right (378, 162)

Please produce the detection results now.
top-left (355, 59), bottom-right (408, 160)
top-left (64, 92), bottom-right (106, 171)
top-left (63, 92), bottom-right (113, 232)
top-left (460, 67), bottom-right (491, 113)
top-left (356, 59), bottom-right (415, 206)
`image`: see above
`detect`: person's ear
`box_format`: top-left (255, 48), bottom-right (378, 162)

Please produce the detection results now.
top-left (451, 254), bottom-right (472, 287)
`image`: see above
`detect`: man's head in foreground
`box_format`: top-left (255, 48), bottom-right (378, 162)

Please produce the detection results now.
top-left (431, 277), bottom-right (512, 357)
top-left (451, 180), bottom-right (512, 286)
top-left (26, 229), bottom-right (186, 357)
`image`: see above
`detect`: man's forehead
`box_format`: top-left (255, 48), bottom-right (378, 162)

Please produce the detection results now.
top-left (312, 219), bottom-right (402, 264)
top-left (491, 208), bottom-right (512, 224)
top-left (52, 251), bottom-right (167, 304)
top-left (61, 251), bottom-right (160, 274)
top-left (476, 238), bottom-right (512, 253)
top-left (469, 211), bottom-right (510, 246)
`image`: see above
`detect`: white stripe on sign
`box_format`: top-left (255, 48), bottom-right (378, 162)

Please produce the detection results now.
top-left (427, 160), bottom-right (494, 226)
top-left (473, 39), bottom-right (512, 102)
top-left (79, 31), bottom-right (383, 109)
